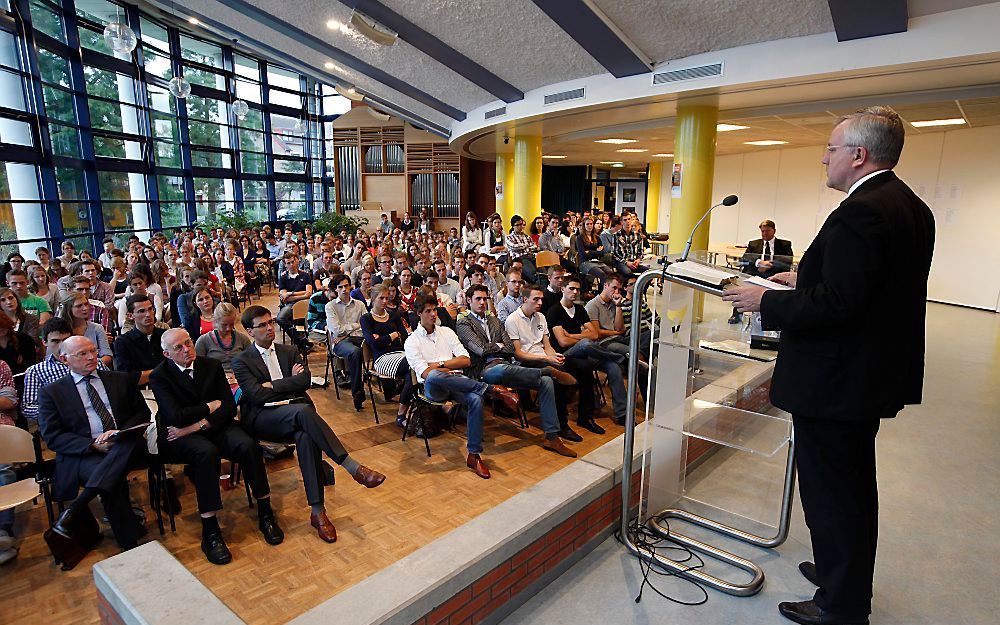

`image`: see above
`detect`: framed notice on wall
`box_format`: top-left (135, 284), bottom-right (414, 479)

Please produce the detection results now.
top-left (495, 181), bottom-right (504, 200)
top-left (671, 163), bottom-right (683, 199)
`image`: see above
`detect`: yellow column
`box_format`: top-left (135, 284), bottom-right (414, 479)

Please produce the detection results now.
top-left (495, 150), bottom-right (515, 224)
top-left (512, 134), bottom-right (542, 224)
top-left (645, 161), bottom-right (663, 233)
top-left (668, 103), bottom-right (718, 256)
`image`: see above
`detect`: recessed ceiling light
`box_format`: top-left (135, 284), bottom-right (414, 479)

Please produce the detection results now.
top-left (744, 140), bottom-right (788, 146)
top-left (611, 163), bottom-right (624, 168)
top-left (326, 19), bottom-right (343, 29)
top-left (324, 62), bottom-right (335, 69)
top-left (910, 118), bottom-right (966, 127)
top-left (595, 138), bottom-right (637, 144)
top-left (717, 124), bottom-right (750, 132)
top-left (616, 148), bottom-right (647, 153)
top-left (542, 155), bottom-right (567, 159)
top-left (652, 153), bottom-right (674, 157)
top-left (600, 161), bottom-right (623, 165)
top-left (187, 17), bottom-right (200, 25)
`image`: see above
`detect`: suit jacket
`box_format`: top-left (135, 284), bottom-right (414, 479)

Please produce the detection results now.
top-left (740, 238), bottom-right (794, 276)
top-left (231, 342), bottom-right (311, 430)
top-left (37, 370), bottom-right (151, 499)
top-left (149, 356), bottom-right (236, 445)
top-left (113, 327), bottom-right (166, 375)
top-left (455, 313), bottom-right (515, 380)
top-left (760, 171), bottom-right (935, 420)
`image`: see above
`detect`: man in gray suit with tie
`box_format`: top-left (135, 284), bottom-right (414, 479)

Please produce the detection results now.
top-left (232, 305), bottom-right (386, 544)
top-left (38, 336), bottom-right (150, 551)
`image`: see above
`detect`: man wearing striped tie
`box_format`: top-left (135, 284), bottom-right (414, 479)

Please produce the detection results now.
top-left (37, 336), bottom-right (151, 551)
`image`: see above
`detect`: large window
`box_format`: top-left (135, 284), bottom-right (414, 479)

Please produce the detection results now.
top-left (1, 0), bottom-right (348, 254)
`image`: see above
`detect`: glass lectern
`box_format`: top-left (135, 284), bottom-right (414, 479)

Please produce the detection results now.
top-left (620, 253), bottom-right (796, 596)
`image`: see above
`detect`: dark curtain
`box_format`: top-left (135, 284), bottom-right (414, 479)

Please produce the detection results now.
top-left (541, 165), bottom-right (587, 216)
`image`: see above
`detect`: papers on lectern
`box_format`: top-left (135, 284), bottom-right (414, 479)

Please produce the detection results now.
top-left (665, 260), bottom-right (738, 288)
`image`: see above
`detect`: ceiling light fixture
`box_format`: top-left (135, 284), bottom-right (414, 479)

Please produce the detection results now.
top-left (335, 85), bottom-right (364, 102)
top-left (102, 5), bottom-right (136, 54)
top-left (717, 124), bottom-right (750, 132)
top-left (187, 17), bottom-right (200, 25)
top-left (542, 155), bottom-right (567, 159)
top-left (594, 138), bottom-right (637, 144)
top-left (616, 148), bottom-right (647, 153)
top-left (744, 140), bottom-right (788, 146)
top-left (366, 106), bottom-right (391, 121)
top-left (652, 153), bottom-right (674, 157)
top-left (232, 99), bottom-right (249, 120)
top-left (910, 118), bottom-right (966, 127)
top-left (324, 61), bottom-right (335, 69)
top-left (349, 10), bottom-right (398, 46)
top-left (600, 161), bottom-right (623, 165)
top-left (611, 163), bottom-right (624, 168)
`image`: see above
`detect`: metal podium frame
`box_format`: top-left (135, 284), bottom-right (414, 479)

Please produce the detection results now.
top-left (619, 263), bottom-right (797, 596)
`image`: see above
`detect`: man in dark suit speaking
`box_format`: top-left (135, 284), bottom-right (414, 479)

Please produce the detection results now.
top-left (724, 106), bottom-right (935, 625)
top-left (38, 336), bottom-right (150, 551)
top-left (150, 328), bottom-right (282, 565)
top-left (729, 220), bottom-right (794, 323)
top-left (232, 305), bottom-right (386, 544)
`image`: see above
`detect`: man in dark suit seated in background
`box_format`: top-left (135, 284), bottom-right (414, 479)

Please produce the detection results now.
top-left (37, 336), bottom-right (150, 551)
top-left (729, 219), bottom-right (794, 324)
top-left (232, 305), bottom-right (385, 544)
top-left (113, 294), bottom-right (166, 385)
top-left (150, 328), bottom-right (282, 565)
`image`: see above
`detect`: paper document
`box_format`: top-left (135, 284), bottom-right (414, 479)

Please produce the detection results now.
top-left (666, 260), bottom-right (738, 287)
top-left (743, 276), bottom-right (793, 291)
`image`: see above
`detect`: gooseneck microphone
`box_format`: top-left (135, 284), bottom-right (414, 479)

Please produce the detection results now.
top-left (680, 194), bottom-right (739, 262)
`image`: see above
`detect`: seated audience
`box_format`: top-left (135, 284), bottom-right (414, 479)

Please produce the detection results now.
top-left (1, 286), bottom-right (41, 340)
top-left (0, 359), bottom-right (16, 564)
top-left (456, 284), bottom-right (576, 458)
top-left (37, 336), bottom-right (150, 552)
top-left (195, 302), bottom-right (252, 376)
top-left (7, 270), bottom-right (52, 326)
top-left (151, 328), bottom-right (282, 565)
top-left (0, 306), bottom-right (38, 375)
top-left (232, 306), bottom-right (385, 544)
top-left (58, 293), bottom-right (112, 367)
top-left (113, 295), bottom-right (167, 385)
top-left (495, 269), bottom-right (525, 322)
top-left (324, 274), bottom-right (367, 411)
top-left (360, 284), bottom-right (412, 426)
top-left (403, 293), bottom-right (517, 479)
top-left (21, 318), bottom-right (107, 422)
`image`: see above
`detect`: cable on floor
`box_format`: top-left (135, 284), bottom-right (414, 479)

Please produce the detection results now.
top-left (615, 513), bottom-right (709, 606)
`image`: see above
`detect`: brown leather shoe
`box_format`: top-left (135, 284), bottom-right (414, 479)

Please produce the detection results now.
top-left (310, 511), bottom-right (337, 543)
top-left (542, 437), bottom-right (577, 458)
top-left (353, 465), bottom-right (386, 489)
top-left (542, 366), bottom-right (577, 386)
top-left (488, 385), bottom-right (520, 414)
top-left (466, 453), bottom-right (491, 479)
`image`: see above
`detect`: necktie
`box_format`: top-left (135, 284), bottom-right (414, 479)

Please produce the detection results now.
top-left (264, 347), bottom-right (283, 381)
top-left (84, 375), bottom-right (116, 432)
top-left (764, 241), bottom-right (771, 260)
top-left (185, 368), bottom-right (194, 379)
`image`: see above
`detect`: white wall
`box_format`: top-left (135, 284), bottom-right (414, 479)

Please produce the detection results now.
top-left (706, 125), bottom-right (1000, 312)
top-left (616, 180), bottom-right (646, 221)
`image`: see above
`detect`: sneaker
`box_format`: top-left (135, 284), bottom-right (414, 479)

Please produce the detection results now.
top-left (0, 530), bottom-right (13, 551)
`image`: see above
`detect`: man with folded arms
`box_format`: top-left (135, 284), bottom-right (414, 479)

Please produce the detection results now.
top-left (37, 336), bottom-right (150, 551)
top-left (232, 305), bottom-right (385, 543)
top-left (404, 293), bottom-right (518, 479)
top-left (456, 285), bottom-right (577, 458)
top-left (151, 328), bottom-right (282, 564)
top-left (548, 275), bottom-right (629, 430)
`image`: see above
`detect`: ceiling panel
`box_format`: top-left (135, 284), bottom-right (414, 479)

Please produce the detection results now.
top-left (159, 0), bottom-right (456, 129)
top-left (242, 0), bottom-right (493, 112)
top-left (590, 0), bottom-right (834, 65)
top-left (383, 0), bottom-right (607, 95)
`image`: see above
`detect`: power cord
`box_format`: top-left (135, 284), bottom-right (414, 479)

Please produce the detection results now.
top-left (614, 513), bottom-right (709, 606)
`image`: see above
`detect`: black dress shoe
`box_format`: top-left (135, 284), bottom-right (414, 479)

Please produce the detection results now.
top-left (558, 426), bottom-right (583, 443)
top-left (258, 515), bottom-right (284, 545)
top-left (778, 600), bottom-right (868, 625)
top-left (799, 560), bottom-right (818, 586)
top-left (577, 419), bottom-right (606, 435)
top-left (353, 394), bottom-right (365, 412)
top-left (201, 532), bottom-right (232, 565)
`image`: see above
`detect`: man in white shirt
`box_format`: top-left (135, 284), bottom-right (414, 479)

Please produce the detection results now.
top-left (433, 259), bottom-right (461, 303)
top-left (324, 274), bottom-right (367, 411)
top-left (504, 285), bottom-right (582, 443)
top-left (403, 293), bottom-right (510, 479)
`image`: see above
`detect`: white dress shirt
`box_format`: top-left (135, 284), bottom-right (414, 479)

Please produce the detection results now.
top-left (71, 371), bottom-right (115, 439)
top-left (847, 169), bottom-right (890, 198)
top-left (404, 323), bottom-right (469, 382)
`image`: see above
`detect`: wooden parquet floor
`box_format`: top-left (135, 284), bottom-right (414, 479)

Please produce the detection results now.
top-left (0, 291), bottom-right (628, 625)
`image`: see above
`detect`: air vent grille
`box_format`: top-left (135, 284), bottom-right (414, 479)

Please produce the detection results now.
top-left (484, 106), bottom-right (506, 119)
top-left (652, 62), bottom-right (723, 85)
top-left (543, 87), bottom-right (585, 105)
